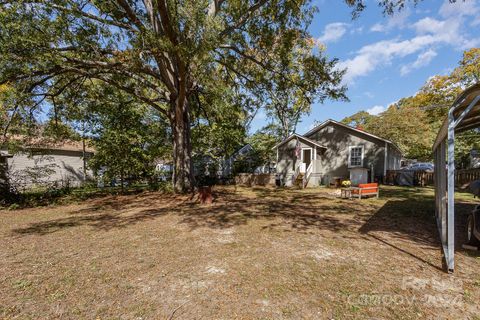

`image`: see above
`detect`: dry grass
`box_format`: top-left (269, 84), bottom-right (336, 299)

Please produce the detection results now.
top-left (1, 185), bottom-right (479, 319)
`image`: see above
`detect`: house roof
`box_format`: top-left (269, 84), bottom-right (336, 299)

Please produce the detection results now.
top-left (273, 133), bottom-right (328, 149)
top-left (0, 150), bottom-right (12, 158)
top-left (303, 119), bottom-right (403, 154)
top-left (233, 144), bottom-right (254, 156)
top-left (2, 136), bottom-right (95, 153)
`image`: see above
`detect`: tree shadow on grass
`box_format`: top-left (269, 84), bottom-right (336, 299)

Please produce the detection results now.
top-left (359, 197), bottom-right (478, 271)
top-left (11, 207), bottom-right (171, 235)
top-left (176, 188), bottom-right (376, 233)
top-left (359, 197), bottom-right (444, 271)
top-left (179, 200), bottom-right (363, 233)
top-left (10, 187), bottom-right (372, 236)
top-left (11, 185), bottom-right (477, 269)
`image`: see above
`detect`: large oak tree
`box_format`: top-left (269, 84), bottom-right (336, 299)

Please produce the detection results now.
top-left (0, 0), bottom-right (433, 192)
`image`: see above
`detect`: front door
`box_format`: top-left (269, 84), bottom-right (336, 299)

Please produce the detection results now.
top-left (302, 149), bottom-right (312, 170)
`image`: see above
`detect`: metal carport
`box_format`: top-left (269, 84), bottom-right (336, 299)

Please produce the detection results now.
top-left (433, 83), bottom-right (480, 272)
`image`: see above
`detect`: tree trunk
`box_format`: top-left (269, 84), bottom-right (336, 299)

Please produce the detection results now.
top-left (171, 98), bottom-right (194, 193)
top-left (281, 117), bottom-right (290, 140)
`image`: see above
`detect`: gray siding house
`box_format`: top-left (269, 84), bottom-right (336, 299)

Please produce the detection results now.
top-left (1, 140), bottom-right (94, 190)
top-left (275, 119), bottom-right (403, 187)
top-left (219, 144), bottom-right (255, 177)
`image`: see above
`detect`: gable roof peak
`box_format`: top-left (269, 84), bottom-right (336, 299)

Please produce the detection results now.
top-left (305, 118), bottom-right (386, 141)
top-left (273, 133), bottom-right (327, 150)
top-left (303, 119), bottom-right (403, 154)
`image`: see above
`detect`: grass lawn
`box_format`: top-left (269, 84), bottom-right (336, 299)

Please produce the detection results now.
top-left (1, 185), bottom-right (480, 319)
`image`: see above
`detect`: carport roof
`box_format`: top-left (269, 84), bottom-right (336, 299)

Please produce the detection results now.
top-left (273, 133), bottom-right (327, 150)
top-left (433, 83), bottom-right (480, 150)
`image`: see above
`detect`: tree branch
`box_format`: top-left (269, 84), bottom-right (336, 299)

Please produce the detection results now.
top-left (96, 75), bottom-right (169, 116)
top-left (220, 0), bottom-right (269, 37)
top-left (47, 3), bottom-right (137, 31)
top-left (114, 0), bottom-right (145, 30)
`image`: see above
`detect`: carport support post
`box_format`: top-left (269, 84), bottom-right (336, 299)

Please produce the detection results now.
top-left (447, 110), bottom-right (455, 272)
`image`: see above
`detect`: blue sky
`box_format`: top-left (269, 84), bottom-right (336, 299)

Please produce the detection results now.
top-left (249, 0), bottom-right (480, 134)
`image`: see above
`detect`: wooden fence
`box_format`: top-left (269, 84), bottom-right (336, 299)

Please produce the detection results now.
top-left (234, 173), bottom-right (276, 187)
top-left (455, 168), bottom-right (480, 186)
top-left (386, 168), bottom-right (480, 187)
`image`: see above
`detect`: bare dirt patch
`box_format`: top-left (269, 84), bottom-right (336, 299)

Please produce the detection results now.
top-left (1, 186), bottom-right (479, 319)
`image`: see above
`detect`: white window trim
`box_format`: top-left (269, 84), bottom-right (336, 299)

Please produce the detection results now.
top-left (348, 145), bottom-right (364, 168)
top-left (301, 147), bottom-right (313, 163)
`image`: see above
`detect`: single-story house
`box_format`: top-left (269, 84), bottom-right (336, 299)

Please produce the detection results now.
top-left (469, 149), bottom-right (480, 169)
top-left (0, 139), bottom-right (94, 190)
top-left (275, 119), bottom-right (403, 187)
top-left (216, 144), bottom-right (253, 177)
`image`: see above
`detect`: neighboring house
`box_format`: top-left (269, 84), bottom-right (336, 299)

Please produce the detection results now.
top-left (253, 162), bottom-right (276, 174)
top-left (1, 140), bottom-right (94, 190)
top-left (219, 144), bottom-right (255, 177)
top-left (154, 161), bottom-right (173, 182)
top-left (275, 119), bottom-right (403, 187)
top-left (152, 144), bottom-right (258, 182)
top-left (470, 149), bottom-right (480, 169)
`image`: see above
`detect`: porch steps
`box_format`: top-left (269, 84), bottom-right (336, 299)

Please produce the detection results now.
top-left (294, 173), bottom-right (304, 187)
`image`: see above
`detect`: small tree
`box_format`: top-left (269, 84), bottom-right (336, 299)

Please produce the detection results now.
top-left (265, 43), bottom-right (347, 139)
top-left (87, 92), bottom-right (170, 191)
top-left (248, 124), bottom-right (281, 165)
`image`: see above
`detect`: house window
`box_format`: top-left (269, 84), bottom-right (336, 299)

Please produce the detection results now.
top-left (349, 146), bottom-right (363, 167)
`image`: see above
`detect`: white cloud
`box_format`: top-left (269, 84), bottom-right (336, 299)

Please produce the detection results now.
top-left (370, 8), bottom-right (410, 33)
top-left (317, 22), bottom-right (349, 43)
top-left (400, 49), bottom-right (438, 75)
top-left (338, 37), bottom-right (435, 83)
top-left (370, 23), bottom-right (384, 32)
top-left (339, 2), bottom-right (480, 84)
top-left (350, 26), bottom-right (364, 35)
top-left (439, 0), bottom-right (479, 18)
top-left (366, 105), bottom-right (385, 115)
top-left (364, 91), bottom-right (374, 98)
top-left (413, 15), bottom-right (480, 49)
top-left (413, 17), bottom-right (446, 34)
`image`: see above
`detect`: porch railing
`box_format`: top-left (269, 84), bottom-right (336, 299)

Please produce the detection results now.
top-left (303, 162), bottom-right (313, 189)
